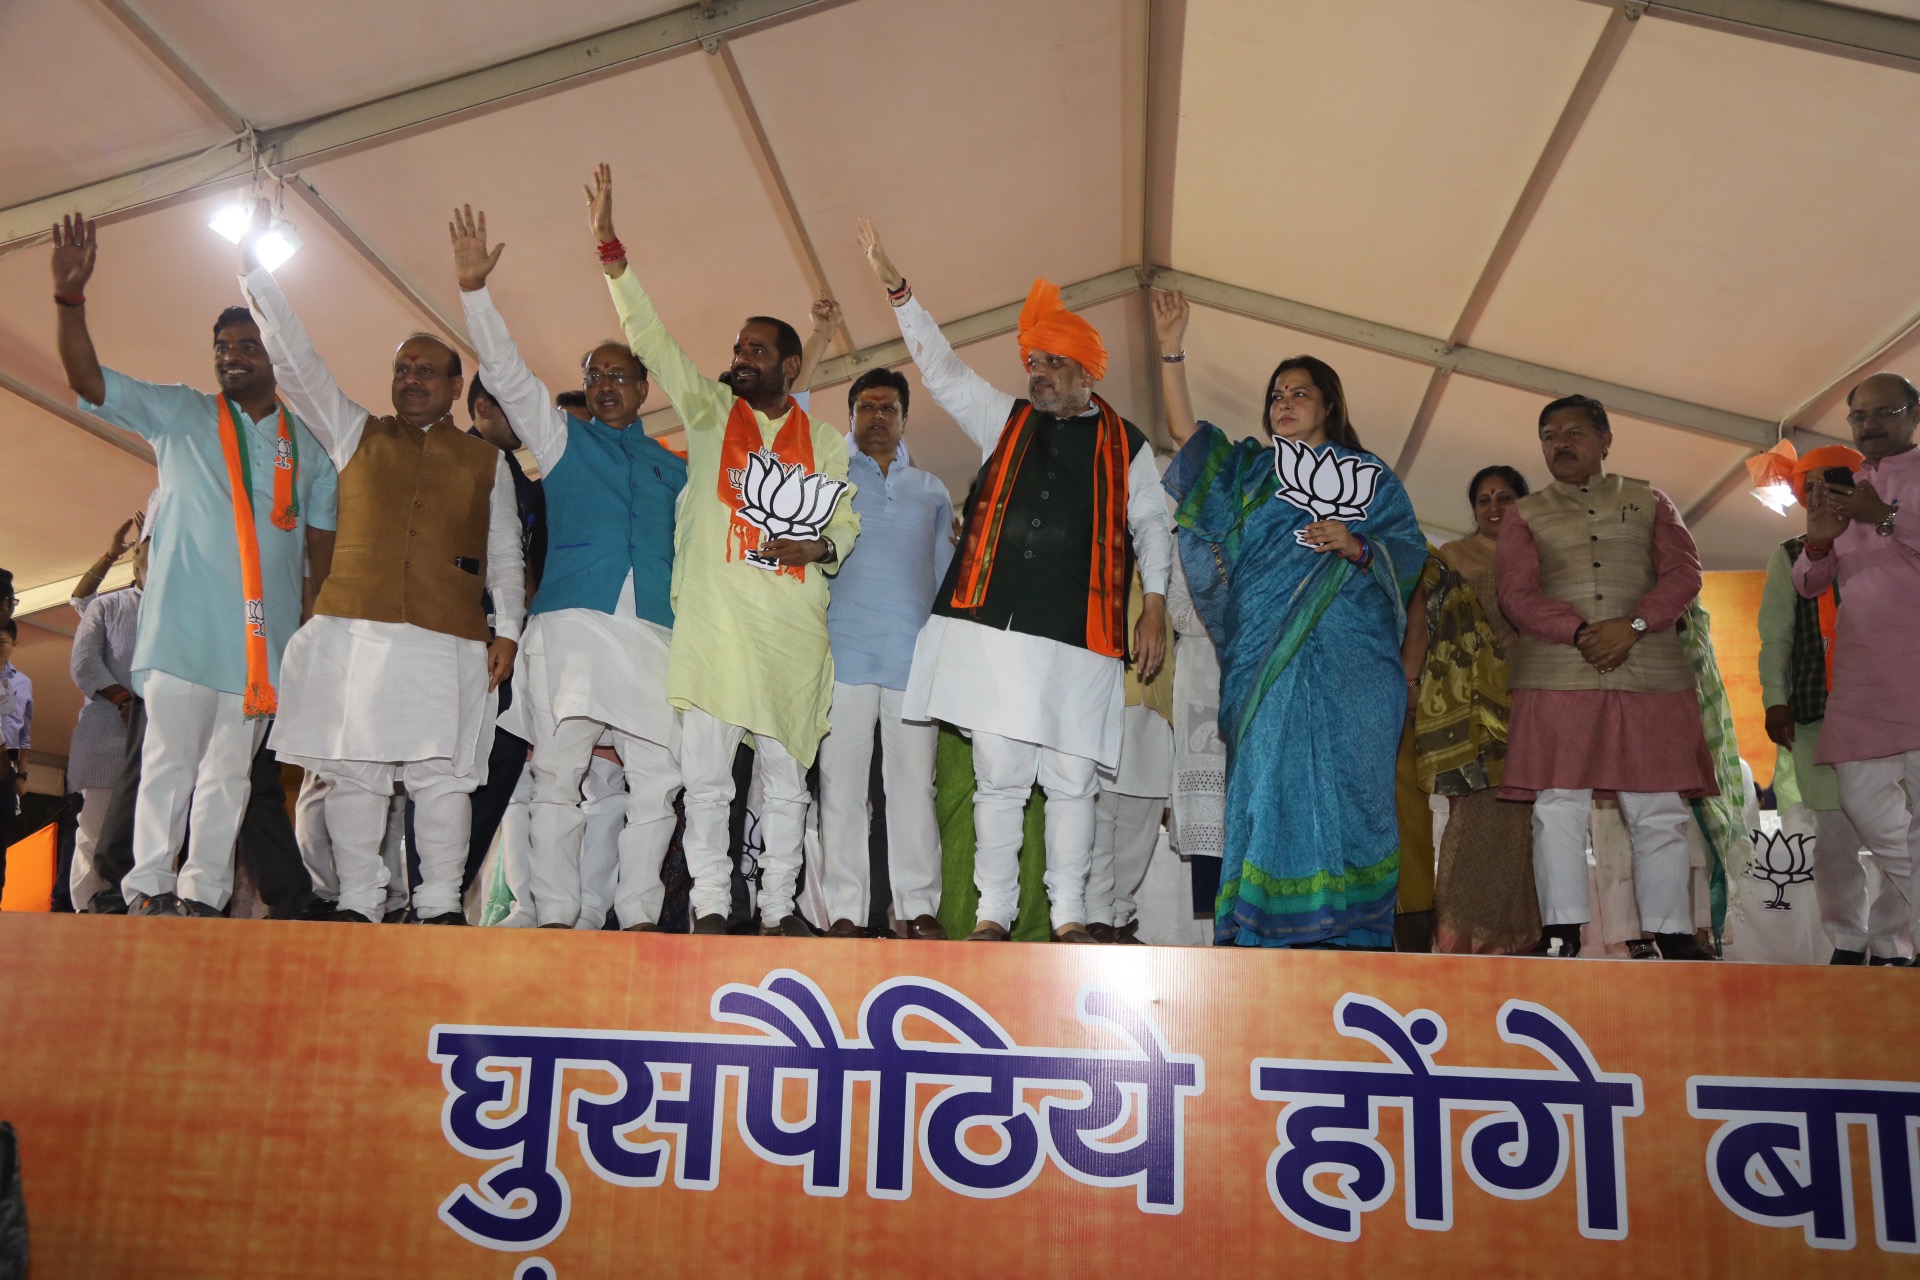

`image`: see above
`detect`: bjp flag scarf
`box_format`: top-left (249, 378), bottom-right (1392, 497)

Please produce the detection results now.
top-left (215, 396), bottom-right (299, 718)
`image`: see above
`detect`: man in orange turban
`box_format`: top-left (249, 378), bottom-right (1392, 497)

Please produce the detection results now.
top-left (857, 219), bottom-right (1170, 945)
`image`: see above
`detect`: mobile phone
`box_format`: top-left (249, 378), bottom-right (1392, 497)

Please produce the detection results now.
top-left (1820, 466), bottom-right (1856, 491)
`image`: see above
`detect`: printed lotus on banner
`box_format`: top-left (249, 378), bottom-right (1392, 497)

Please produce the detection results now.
top-left (1270, 435), bottom-right (1382, 546)
top-left (1748, 830), bottom-right (1815, 910)
top-left (729, 448), bottom-right (848, 569)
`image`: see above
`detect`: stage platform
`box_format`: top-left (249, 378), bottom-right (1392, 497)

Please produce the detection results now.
top-left (1, 913), bottom-right (1916, 1278)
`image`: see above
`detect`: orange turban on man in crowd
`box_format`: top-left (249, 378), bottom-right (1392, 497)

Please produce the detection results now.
top-left (1017, 279), bottom-right (1107, 381)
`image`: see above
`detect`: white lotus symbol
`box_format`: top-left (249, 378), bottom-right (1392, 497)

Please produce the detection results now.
top-left (1272, 435), bottom-right (1382, 546)
top-left (730, 449), bottom-right (849, 570)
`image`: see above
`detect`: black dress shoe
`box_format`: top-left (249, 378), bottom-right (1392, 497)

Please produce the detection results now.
top-left (293, 899), bottom-right (339, 922)
top-left (623, 922), bottom-right (660, 933)
top-left (826, 918), bottom-right (863, 938)
top-left (1830, 948), bottom-right (1868, 965)
top-left (1051, 923), bottom-right (1098, 944)
top-left (1625, 938), bottom-right (1660, 960)
top-left (1869, 954), bottom-right (1914, 967)
top-left (1112, 921), bottom-right (1146, 946)
top-left (1085, 923), bottom-right (1117, 944)
top-left (383, 908), bottom-right (409, 924)
top-left (1654, 932), bottom-right (1718, 961)
top-left (332, 909), bottom-right (376, 923)
top-left (761, 914), bottom-right (816, 937)
top-left (907, 914), bottom-right (948, 941)
top-left (417, 912), bottom-right (467, 926)
top-left (127, 891), bottom-right (182, 917)
top-left (692, 913), bottom-right (729, 935)
top-left (88, 889), bottom-right (129, 915)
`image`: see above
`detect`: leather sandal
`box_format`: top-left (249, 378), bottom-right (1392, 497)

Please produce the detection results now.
top-left (965, 921), bottom-right (1010, 942)
top-left (1051, 923), bottom-right (1098, 944)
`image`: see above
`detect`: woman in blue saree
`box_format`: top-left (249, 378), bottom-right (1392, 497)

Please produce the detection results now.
top-left (1152, 292), bottom-right (1424, 948)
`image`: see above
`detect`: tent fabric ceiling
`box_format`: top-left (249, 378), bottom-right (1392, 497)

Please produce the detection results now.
top-left (5, 0), bottom-right (1920, 628)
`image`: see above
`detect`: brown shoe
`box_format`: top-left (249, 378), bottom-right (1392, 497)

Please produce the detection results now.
top-left (908, 914), bottom-right (949, 941)
top-left (761, 914), bottom-right (816, 937)
top-left (826, 918), bottom-right (863, 938)
top-left (965, 921), bottom-right (1011, 942)
top-left (1085, 922), bottom-right (1117, 944)
top-left (1051, 923), bottom-right (1098, 944)
top-left (623, 922), bottom-right (660, 933)
top-left (536, 922), bottom-right (570, 930)
top-left (692, 913), bottom-right (729, 935)
top-left (1112, 920), bottom-right (1145, 945)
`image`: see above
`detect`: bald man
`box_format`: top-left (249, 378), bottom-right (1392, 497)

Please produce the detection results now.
top-left (858, 221), bottom-right (1171, 944)
top-left (240, 222), bottom-right (524, 926)
top-left (1797, 371), bottom-right (1920, 965)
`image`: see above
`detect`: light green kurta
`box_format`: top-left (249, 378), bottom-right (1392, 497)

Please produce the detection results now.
top-left (607, 270), bottom-right (858, 766)
top-left (1756, 542), bottom-right (1841, 811)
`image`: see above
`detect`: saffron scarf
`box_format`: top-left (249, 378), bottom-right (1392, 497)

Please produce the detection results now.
top-left (949, 395), bottom-right (1131, 658)
top-left (215, 396), bottom-right (299, 718)
top-left (719, 394), bottom-right (818, 582)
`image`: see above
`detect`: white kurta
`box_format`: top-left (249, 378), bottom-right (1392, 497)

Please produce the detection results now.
top-left (891, 291), bottom-right (1172, 771)
top-left (243, 267), bottom-right (524, 777)
top-left (460, 286), bottom-right (677, 753)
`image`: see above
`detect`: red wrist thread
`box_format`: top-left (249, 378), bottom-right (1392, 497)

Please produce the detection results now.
top-left (595, 238), bottom-right (626, 264)
top-left (54, 293), bottom-right (85, 308)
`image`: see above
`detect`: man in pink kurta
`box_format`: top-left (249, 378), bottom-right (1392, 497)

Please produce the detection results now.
top-left (1794, 372), bottom-right (1920, 960)
top-left (1498, 395), bottom-right (1717, 961)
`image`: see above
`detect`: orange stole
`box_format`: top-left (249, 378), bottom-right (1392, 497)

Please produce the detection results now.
top-left (949, 395), bottom-right (1131, 658)
top-left (718, 394), bottom-right (818, 582)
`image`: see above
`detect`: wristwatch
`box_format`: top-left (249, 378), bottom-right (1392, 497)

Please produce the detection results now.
top-left (820, 536), bottom-right (838, 565)
top-left (1877, 502), bottom-right (1900, 537)
top-left (1629, 616), bottom-right (1648, 634)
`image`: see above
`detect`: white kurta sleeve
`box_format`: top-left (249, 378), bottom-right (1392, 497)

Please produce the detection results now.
top-left (240, 267), bottom-right (370, 471)
top-left (1126, 442), bottom-right (1172, 596)
top-left (485, 455), bottom-right (526, 645)
top-left (890, 293), bottom-right (1016, 460)
top-left (70, 600), bottom-right (115, 696)
top-left (460, 285), bottom-right (569, 476)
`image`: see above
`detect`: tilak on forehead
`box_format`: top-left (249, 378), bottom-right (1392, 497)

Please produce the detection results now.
top-left (1017, 279), bottom-right (1107, 381)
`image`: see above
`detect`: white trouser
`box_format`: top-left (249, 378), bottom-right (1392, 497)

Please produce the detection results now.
top-left (1805, 805), bottom-right (1900, 955)
top-left (316, 756), bottom-right (475, 922)
top-left (575, 754), bottom-right (627, 930)
top-left (527, 714), bottom-right (680, 930)
top-left (971, 730), bottom-right (1100, 930)
top-left (817, 681), bottom-right (942, 928)
top-left (123, 671), bottom-right (269, 909)
top-left (1533, 788), bottom-right (1692, 936)
top-left (1834, 750), bottom-right (1920, 958)
top-left (1086, 789), bottom-right (1165, 928)
top-left (681, 707), bottom-right (809, 925)
top-left (69, 786), bottom-right (111, 910)
top-left (294, 772), bottom-right (409, 915)
top-left (496, 765), bottom-right (537, 927)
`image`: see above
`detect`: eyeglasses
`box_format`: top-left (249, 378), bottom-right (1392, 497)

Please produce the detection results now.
top-left (584, 369), bottom-right (638, 387)
top-left (1845, 404), bottom-right (1913, 427)
top-left (1025, 353), bottom-right (1074, 374)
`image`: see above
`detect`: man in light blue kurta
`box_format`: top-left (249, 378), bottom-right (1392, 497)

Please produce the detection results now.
top-left (58, 222), bottom-right (337, 916)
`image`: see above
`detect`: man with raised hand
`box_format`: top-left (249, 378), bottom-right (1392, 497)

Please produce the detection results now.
top-left (239, 213), bottom-right (524, 926)
top-left (450, 204), bottom-right (686, 932)
top-left (53, 213), bottom-right (338, 918)
top-left (588, 164), bottom-right (857, 937)
top-left (856, 218), bottom-right (1170, 944)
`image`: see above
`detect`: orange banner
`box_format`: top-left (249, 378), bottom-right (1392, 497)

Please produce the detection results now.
top-left (1701, 570), bottom-right (1770, 787)
top-left (2, 915), bottom-right (1917, 1278)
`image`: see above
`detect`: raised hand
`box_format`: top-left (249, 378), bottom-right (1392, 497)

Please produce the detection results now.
top-left (51, 213), bottom-right (98, 295)
top-left (856, 217), bottom-right (904, 291)
top-left (585, 163), bottom-right (617, 245)
top-left (1151, 289), bottom-right (1189, 352)
top-left (810, 297), bottom-right (842, 334)
top-left (450, 204), bottom-right (506, 292)
top-left (106, 514), bottom-right (140, 560)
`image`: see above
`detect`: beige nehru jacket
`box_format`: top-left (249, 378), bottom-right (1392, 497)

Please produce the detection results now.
top-left (1507, 473), bottom-right (1693, 694)
top-left (314, 415), bottom-right (498, 643)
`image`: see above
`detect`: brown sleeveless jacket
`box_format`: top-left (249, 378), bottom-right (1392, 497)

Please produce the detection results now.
top-left (1507, 473), bottom-right (1694, 694)
top-left (314, 415), bottom-right (496, 642)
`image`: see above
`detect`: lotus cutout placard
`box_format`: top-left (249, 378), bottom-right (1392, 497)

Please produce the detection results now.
top-left (729, 449), bottom-right (849, 571)
top-left (1271, 435), bottom-right (1383, 546)
top-left (1749, 828), bottom-right (1815, 910)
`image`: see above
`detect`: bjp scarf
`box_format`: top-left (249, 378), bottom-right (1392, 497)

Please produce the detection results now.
top-left (719, 394), bottom-right (818, 582)
top-left (949, 394), bottom-right (1132, 658)
top-left (215, 396), bottom-right (299, 718)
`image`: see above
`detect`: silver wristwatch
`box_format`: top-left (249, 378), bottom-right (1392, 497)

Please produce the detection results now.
top-left (1878, 502), bottom-right (1900, 537)
top-left (1629, 615), bottom-right (1648, 634)
top-left (820, 536), bottom-right (838, 565)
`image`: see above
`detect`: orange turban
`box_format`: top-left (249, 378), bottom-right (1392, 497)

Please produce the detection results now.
top-left (1017, 279), bottom-right (1107, 382)
top-left (1744, 439), bottom-right (1866, 506)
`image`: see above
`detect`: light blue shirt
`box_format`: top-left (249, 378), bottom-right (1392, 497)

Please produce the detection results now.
top-left (81, 369), bottom-right (337, 697)
top-left (0, 664), bottom-right (31, 751)
top-left (825, 450), bottom-right (953, 690)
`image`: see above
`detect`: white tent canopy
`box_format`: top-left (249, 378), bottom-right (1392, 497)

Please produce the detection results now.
top-left (6, 0), bottom-right (1920, 755)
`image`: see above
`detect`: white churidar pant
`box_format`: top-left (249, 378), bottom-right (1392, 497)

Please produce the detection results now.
top-left (817, 681), bottom-right (941, 928)
top-left (527, 715), bottom-right (679, 930)
top-left (1533, 787), bottom-right (1692, 936)
top-left (1833, 750), bottom-right (1920, 958)
top-left (970, 730), bottom-right (1099, 930)
top-left (680, 707), bottom-right (808, 925)
top-left (1086, 791), bottom-right (1164, 928)
top-left (122, 671), bottom-right (269, 909)
top-left (69, 786), bottom-right (111, 910)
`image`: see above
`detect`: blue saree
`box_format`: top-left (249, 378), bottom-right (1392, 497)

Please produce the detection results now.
top-left (1164, 423), bottom-right (1425, 947)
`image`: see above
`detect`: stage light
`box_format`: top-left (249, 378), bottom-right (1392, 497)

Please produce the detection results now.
top-left (1750, 481), bottom-right (1797, 516)
top-left (209, 198), bottom-right (303, 270)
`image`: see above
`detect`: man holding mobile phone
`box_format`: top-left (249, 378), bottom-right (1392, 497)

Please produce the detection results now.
top-left (1796, 371), bottom-right (1920, 964)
